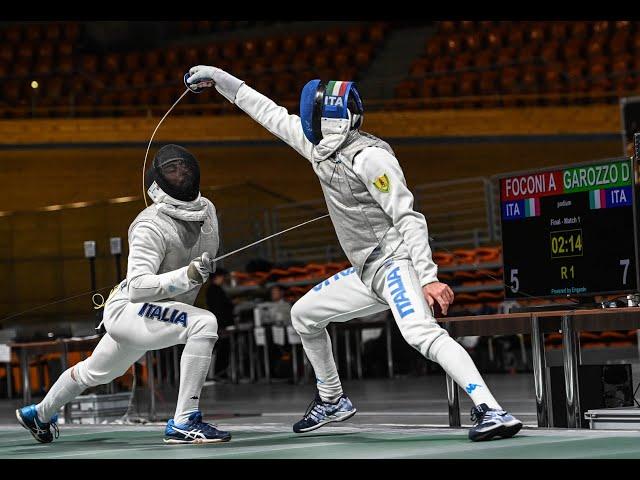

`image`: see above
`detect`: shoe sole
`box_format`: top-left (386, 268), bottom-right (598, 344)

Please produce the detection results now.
top-left (469, 421), bottom-right (522, 442)
top-left (163, 436), bottom-right (231, 444)
top-left (15, 409), bottom-right (50, 444)
top-left (294, 408), bottom-right (357, 433)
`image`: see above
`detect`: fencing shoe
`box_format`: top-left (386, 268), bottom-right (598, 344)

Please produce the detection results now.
top-left (16, 405), bottom-right (59, 443)
top-left (164, 411), bottom-right (231, 444)
top-left (293, 392), bottom-right (357, 433)
top-left (468, 403), bottom-right (522, 442)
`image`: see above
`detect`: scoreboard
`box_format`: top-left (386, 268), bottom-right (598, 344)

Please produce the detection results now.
top-left (499, 158), bottom-right (639, 300)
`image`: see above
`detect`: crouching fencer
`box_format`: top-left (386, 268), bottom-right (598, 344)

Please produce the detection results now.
top-left (16, 145), bottom-right (232, 444)
top-left (185, 66), bottom-right (522, 441)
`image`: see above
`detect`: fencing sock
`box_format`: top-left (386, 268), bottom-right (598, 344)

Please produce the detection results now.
top-left (174, 336), bottom-right (216, 425)
top-left (431, 335), bottom-right (501, 409)
top-left (300, 329), bottom-right (342, 403)
top-left (36, 368), bottom-right (86, 421)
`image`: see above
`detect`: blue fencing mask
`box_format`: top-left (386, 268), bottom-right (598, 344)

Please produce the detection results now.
top-left (300, 79), bottom-right (364, 146)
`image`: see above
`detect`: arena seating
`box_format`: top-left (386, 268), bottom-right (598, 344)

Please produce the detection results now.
top-left (396, 20), bottom-right (638, 108)
top-left (0, 21), bottom-right (388, 118)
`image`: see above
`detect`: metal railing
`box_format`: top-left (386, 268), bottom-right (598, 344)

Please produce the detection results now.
top-left (413, 176), bottom-right (497, 249)
top-left (270, 199), bottom-right (341, 264)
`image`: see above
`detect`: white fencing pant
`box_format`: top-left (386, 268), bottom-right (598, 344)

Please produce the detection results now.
top-left (37, 295), bottom-right (220, 421)
top-left (292, 259), bottom-right (448, 360)
top-left (72, 296), bottom-right (219, 388)
top-left (290, 258), bottom-right (500, 408)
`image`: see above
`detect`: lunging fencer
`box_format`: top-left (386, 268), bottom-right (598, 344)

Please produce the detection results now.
top-left (17, 145), bottom-right (232, 444)
top-left (186, 66), bottom-right (522, 441)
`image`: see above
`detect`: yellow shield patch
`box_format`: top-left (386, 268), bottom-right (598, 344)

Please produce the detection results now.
top-left (373, 174), bottom-right (390, 193)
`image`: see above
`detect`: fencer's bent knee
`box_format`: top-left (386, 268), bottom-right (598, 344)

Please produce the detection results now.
top-left (290, 300), bottom-right (320, 336)
top-left (189, 311), bottom-right (219, 339)
top-left (73, 358), bottom-right (129, 388)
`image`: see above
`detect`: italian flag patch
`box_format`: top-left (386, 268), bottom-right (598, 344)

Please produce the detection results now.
top-left (326, 81), bottom-right (349, 97)
top-left (589, 189), bottom-right (607, 209)
top-left (524, 197), bottom-right (540, 217)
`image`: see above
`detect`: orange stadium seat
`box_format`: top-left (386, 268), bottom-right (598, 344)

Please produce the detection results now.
top-left (282, 36), bottom-right (298, 54)
top-left (474, 50), bottom-right (493, 69)
top-left (346, 26), bottom-right (365, 44)
top-left (0, 44), bottom-right (13, 63)
top-left (368, 22), bottom-right (386, 44)
top-left (592, 20), bottom-right (610, 37)
top-left (221, 41), bottom-right (239, 59)
top-left (439, 21), bottom-right (456, 34)
top-left (444, 35), bottom-right (461, 56)
top-left (570, 22), bottom-right (589, 40)
top-left (164, 48), bottom-right (181, 67)
top-left (45, 23), bottom-right (61, 42)
top-left (463, 32), bottom-right (482, 52)
top-left (57, 41), bottom-right (73, 58)
top-left (485, 31), bottom-right (503, 50)
top-left (458, 73), bottom-right (478, 97)
top-left (459, 21), bottom-right (475, 32)
top-left (4, 25), bottom-right (22, 43)
top-left (103, 53), bottom-right (120, 73)
top-left (610, 32), bottom-right (630, 55)
top-left (323, 30), bottom-right (341, 49)
top-left (455, 293), bottom-right (479, 303)
top-left (16, 43), bottom-right (34, 61)
top-left (37, 43), bottom-right (54, 59)
top-left (425, 37), bottom-right (442, 57)
top-left (63, 22), bottom-right (80, 41)
top-left (454, 52), bottom-right (472, 70)
top-left (262, 37), bottom-right (278, 57)
top-left (144, 50), bottom-right (160, 69)
top-left (183, 47), bottom-right (199, 66)
top-left (25, 24), bottom-right (42, 42)
top-left (506, 28), bottom-right (524, 47)
top-left (527, 23), bottom-right (546, 44)
top-left (354, 45), bottom-right (373, 67)
top-left (34, 59), bottom-right (53, 75)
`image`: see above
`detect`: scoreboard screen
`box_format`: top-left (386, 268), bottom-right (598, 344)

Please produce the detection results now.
top-left (499, 158), bottom-right (639, 299)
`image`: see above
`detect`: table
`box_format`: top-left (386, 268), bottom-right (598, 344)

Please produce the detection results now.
top-left (8, 336), bottom-right (101, 421)
top-left (439, 307), bottom-right (640, 428)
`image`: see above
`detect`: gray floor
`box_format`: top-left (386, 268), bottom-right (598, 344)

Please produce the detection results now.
top-left (4, 374), bottom-right (640, 458)
top-left (0, 374), bottom-right (539, 426)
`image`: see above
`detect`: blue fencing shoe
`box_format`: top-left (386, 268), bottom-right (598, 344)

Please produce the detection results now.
top-left (16, 405), bottom-right (59, 444)
top-left (293, 393), bottom-right (357, 433)
top-left (468, 403), bottom-right (522, 442)
top-left (164, 411), bottom-right (231, 444)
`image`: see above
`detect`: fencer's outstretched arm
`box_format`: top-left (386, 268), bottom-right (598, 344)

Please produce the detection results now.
top-left (355, 147), bottom-right (439, 287)
top-left (187, 66), bottom-right (314, 161)
top-left (126, 223), bottom-right (201, 303)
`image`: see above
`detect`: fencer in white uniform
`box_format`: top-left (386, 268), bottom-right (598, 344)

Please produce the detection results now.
top-left (185, 67), bottom-right (522, 441)
top-left (16, 144), bottom-right (232, 444)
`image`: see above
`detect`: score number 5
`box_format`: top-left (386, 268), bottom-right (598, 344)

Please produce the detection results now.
top-left (510, 269), bottom-right (519, 293)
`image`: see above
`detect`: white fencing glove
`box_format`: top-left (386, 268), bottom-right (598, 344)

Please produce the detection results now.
top-left (185, 65), bottom-right (245, 103)
top-left (187, 252), bottom-right (216, 284)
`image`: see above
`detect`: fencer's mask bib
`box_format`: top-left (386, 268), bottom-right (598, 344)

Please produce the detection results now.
top-left (300, 80), bottom-right (364, 146)
top-left (145, 144), bottom-right (201, 203)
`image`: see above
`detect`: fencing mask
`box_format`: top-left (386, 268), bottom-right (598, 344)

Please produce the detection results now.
top-left (300, 80), bottom-right (364, 146)
top-left (144, 144), bottom-right (201, 203)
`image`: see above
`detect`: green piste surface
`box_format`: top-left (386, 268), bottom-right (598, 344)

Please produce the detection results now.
top-left (2, 425), bottom-right (640, 459)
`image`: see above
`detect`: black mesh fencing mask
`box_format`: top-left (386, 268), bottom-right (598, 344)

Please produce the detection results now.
top-left (145, 144), bottom-right (200, 202)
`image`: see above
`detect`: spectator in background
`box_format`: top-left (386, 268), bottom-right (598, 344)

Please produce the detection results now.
top-left (253, 285), bottom-right (293, 378)
top-left (205, 268), bottom-right (234, 378)
top-left (266, 285), bottom-right (292, 325)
